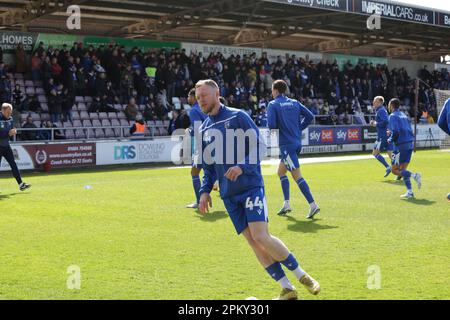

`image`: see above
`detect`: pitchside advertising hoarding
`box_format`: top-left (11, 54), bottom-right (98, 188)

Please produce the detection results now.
top-left (307, 126), bottom-right (362, 145)
top-left (0, 143), bottom-right (95, 171)
top-left (95, 138), bottom-right (180, 165)
top-left (0, 125), bottom-right (444, 171)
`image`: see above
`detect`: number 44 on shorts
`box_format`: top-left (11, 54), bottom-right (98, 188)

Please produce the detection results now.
top-left (245, 196), bottom-right (263, 213)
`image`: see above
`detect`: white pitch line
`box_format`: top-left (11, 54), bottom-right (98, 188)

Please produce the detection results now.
top-left (165, 154), bottom-right (386, 169)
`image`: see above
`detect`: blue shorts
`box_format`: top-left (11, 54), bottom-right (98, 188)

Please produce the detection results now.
top-left (374, 138), bottom-right (393, 152)
top-left (223, 187), bottom-right (269, 235)
top-left (280, 145), bottom-right (302, 171)
top-left (391, 149), bottom-right (413, 166)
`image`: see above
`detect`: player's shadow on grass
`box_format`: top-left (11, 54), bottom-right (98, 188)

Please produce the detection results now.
top-left (194, 210), bottom-right (228, 222)
top-left (381, 180), bottom-right (404, 185)
top-left (403, 198), bottom-right (436, 206)
top-left (0, 192), bottom-right (22, 200)
top-left (284, 216), bottom-right (338, 233)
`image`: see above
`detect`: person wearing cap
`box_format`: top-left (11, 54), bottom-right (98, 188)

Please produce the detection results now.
top-left (0, 103), bottom-right (31, 191)
top-left (129, 114), bottom-right (146, 139)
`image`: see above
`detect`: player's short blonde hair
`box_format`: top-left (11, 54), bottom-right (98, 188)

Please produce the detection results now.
top-left (374, 96), bottom-right (385, 104)
top-left (195, 79), bottom-right (219, 90)
top-left (1, 103), bottom-right (13, 110)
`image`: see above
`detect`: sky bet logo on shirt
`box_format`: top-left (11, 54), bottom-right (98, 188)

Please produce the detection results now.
top-left (114, 146), bottom-right (136, 160)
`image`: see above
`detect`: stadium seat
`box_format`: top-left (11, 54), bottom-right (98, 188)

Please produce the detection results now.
top-left (113, 128), bottom-right (122, 138)
top-left (72, 111), bottom-right (80, 120)
top-left (107, 112), bottom-right (118, 119)
top-left (95, 129), bottom-right (105, 139)
top-left (111, 119), bottom-right (120, 127)
top-left (30, 113), bottom-right (40, 121)
top-left (75, 129), bottom-right (86, 139)
top-left (98, 112), bottom-right (108, 120)
top-left (86, 128), bottom-right (95, 139)
top-left (84, 96), bottom-right (93, 103)
top-left (25, 80), bottom-right (34, 87)
top-left (38, 95), bottom-right (47, 103)
top-left (104, 128), bottom-right (115, 138)
top-left (101, 119), bottom-right (111, 127)
top-left (89, 113), bottom-right (99, 120)
top-left (82, 120), bottom-right (93, 127)
top-left (92, 119), bottom-right (101, 127)
top-left (33, 121), bottom-right (41, 128)
top-left (65, 129), bottom-right (75, 140)
top-left (41, 113), bottom-right (50, 121)
top-left (35, 87), bottom-right (44, 94)
top-left (119, 119), bottom-right (129, 127)
top-left (73, 120), bottom-right (82, 128)
top-left (78, 103), bottom-right (87, 111)
top-left (75, 96), bottom-right (84, 103)
top-left (63, 121), bottom-right (73, 128)
top-left (117, 112), bottom-right (126, 119)
top-left (80, 111), bottom-right (89, 120)
top-left (159, 127), bottom-right (169, 136)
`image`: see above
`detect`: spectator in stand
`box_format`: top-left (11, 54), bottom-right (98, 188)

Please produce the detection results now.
top-left (143, 101), bottom-right (157, 121)
top-left (31, 52), bottom-right (42, 82)
top-left (21, 116), bottom-right (38, 140)
top-left (48, 88), bottom-right (62, 123)
top-left (15, 44), bottom-right (26, 74)
top-left (61, 87), bottom-right (75, 122)
top-left (0, 75), bottom-right (12, 104)
top-left (133, 68), bottom-right (148, 105)
top-left (88, 95), bottom-right (117, 113)
top-left (124, 97), bottom-right (139, 121)
top-left (20, 94), bottom-right (41, 112)
top-left (129, 114), bottom-right (147, 139)
top-left (50, 57), bottom-right (62, 83)
top-left (12, 84), bottom-right (23, 107)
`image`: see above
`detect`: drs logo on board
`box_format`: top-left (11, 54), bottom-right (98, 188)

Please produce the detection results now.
top-left (114, 146), bottom-right (136, 160)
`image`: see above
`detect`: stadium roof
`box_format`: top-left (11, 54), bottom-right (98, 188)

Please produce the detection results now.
top-left (1, 0), bottom-right (449, 61)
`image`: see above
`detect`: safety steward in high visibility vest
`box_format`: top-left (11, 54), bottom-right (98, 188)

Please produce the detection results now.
top-left (130, 115), bottom-right (146, 139)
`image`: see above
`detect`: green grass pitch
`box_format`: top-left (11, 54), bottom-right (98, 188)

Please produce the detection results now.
top-left (0, 149), bottom-right (449, 300)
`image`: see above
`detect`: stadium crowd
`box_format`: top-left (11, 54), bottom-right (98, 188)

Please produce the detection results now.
top-left (0, 41), bottom-right (449, 140)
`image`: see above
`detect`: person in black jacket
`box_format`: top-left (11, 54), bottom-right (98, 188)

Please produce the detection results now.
top-left (0, 103), bottom-right (31, 191)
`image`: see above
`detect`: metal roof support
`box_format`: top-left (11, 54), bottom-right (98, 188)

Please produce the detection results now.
top-left (0, 0), bottom-right (87, 27)
top-left (124, 0), bottom-right (261, 35)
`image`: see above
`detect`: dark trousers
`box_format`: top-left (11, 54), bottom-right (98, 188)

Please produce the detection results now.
top-left (0, 145), bottom-right (23, 185)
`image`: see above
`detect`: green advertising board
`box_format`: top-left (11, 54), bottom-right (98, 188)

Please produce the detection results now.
top-left (83, 36), bottom-right (180, 51)
top-left (1, 31), bottom-right (180, 54)
top-left (330, 54), bottom-right (388, 70)
top-left (34, 33), bottom-right (81, 50)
